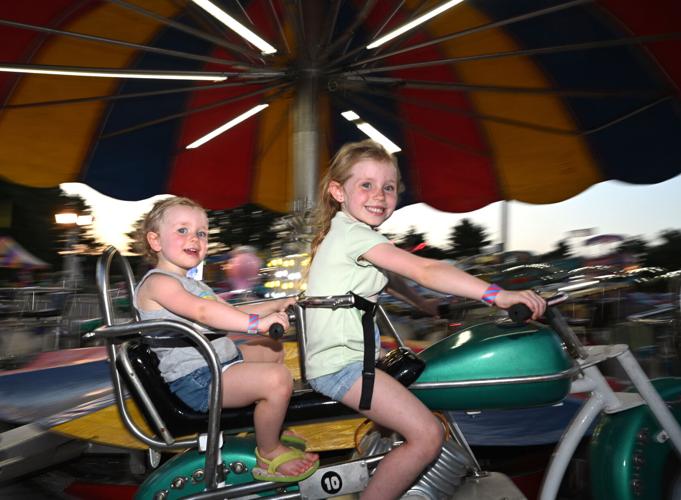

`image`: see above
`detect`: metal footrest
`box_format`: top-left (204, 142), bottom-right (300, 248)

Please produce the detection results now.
top-left (452, 472), bottom-right (527, 500)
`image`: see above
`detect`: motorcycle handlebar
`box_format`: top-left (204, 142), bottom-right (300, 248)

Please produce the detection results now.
top-left (507, 292), bottom-right (569, 323)
top-left (267, 306), bottom-right (298, 341)
top-left (507, 291), bottom-right (587, 359)
top-left (508, 303), bottom-right (534, 323)
top-left (268, 323), bottom-right (284, 340)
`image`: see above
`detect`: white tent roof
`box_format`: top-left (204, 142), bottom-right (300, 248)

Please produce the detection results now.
top-left (0, 236), bottom-right (50, 269)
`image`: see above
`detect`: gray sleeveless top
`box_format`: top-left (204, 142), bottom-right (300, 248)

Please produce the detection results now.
top-left (134, 269), bottom-right (240, 383)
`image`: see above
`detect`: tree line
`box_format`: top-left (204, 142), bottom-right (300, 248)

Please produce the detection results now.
top-left (386, 219), bottom-right (681, 271)
top-left (4, 184), bottom-right (680, 278)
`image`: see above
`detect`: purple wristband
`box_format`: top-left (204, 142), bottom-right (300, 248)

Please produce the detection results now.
top-left (247, 314), bottom-right (259, 334)
top-left (481, 284), bottom-right (501, 306)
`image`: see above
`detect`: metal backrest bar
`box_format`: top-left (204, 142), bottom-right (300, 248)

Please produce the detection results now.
top-left (96, 246), bottom-right (139, 326)
top-left (95, 247), bottom-right (223, 489)
top-left (118, 340), bottom-right (175, 446)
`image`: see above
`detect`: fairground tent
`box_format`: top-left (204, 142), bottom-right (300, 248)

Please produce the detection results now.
top-left (0, 236), bottom-right (50, 269)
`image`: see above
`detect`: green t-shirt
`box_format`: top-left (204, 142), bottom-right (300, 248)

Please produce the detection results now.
top-left (305, 211), bottom-right (389, 379)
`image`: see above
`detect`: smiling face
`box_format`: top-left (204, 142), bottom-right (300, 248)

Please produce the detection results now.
top-left (147, 204), bottom-right (209, 275)
top-left (329, 158), bottom-right (398, 228)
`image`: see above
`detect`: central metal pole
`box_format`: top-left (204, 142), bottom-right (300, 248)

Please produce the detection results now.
top-left (292, 72), bottom-right (320, 210)
top-left (292, 0), bottom-right (325, 211)
top-left (500, 200), bottom-right (509, 254)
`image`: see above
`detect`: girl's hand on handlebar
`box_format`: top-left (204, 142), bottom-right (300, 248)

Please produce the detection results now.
top-left (495, 289), bottom-right (546, 320)
top-left (259, 311), bottom-right (290, 335)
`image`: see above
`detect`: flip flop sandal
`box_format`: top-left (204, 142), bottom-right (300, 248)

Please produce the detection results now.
top-left (252, 447), bottom-right (319, 483)
top-left (281, 431), bottom-right (307, 451)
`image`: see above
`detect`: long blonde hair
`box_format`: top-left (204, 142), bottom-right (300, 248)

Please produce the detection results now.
top-left (137, 196), bottom-right (206, 264)
top-left (310, 140), bottom-right (401, 258)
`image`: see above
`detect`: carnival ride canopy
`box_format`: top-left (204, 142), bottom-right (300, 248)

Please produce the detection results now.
top-left (0, 0), bottom-right (680, 213)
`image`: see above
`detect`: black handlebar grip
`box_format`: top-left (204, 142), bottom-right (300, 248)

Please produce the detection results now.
top-left (508, 303), bottom-right (532, 324)
top-left (269, 323), bottom-right (284, 340)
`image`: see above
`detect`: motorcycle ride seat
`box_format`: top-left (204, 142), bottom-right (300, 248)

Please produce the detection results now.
top-left (120, 341), bottom-right (357, 438)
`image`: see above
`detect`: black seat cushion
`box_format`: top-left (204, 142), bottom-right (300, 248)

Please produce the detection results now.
top-left (120, 341), bottom-right (356, 437)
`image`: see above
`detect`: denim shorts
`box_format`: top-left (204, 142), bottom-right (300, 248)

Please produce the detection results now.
top-left (308, 361), bottom-right (363, 401)
top-left (168, 352), bottom-right (243, 413)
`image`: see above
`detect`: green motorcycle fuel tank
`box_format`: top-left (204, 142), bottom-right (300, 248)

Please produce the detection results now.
top-left (411, 320), bottom-right (576, 410)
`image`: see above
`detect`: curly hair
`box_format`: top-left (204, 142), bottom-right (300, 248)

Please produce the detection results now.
top-left (310, 140), bottom-right (401, 259)
top-left (136, 196), bottom-right (206, 264)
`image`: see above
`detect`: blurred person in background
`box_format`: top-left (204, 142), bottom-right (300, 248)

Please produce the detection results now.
top-left (220, 245), bottom-right (265, 302)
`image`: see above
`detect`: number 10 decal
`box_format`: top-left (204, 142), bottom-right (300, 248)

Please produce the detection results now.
top-left (321, 471), bottom-right (343, 495)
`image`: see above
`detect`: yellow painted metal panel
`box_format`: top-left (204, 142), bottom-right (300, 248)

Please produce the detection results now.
top-left (52, 342), bottom-right (363, 452)
top-left (53, 398), bottom-right (150, 450)
top-left (52, 397), bottom-right (364, 452)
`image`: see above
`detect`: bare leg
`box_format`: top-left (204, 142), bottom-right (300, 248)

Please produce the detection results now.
top-left (341, 370), bottom-right (444, 500)
top-left (238, 338), bottom-right (284, 363)
top-left (239, 343), bottom-right (307, 445)
top-left (221, 363), bottom-right (318, 476)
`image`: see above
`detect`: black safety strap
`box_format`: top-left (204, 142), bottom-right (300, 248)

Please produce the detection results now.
top-left (350, 292), bottom-right (378, 410)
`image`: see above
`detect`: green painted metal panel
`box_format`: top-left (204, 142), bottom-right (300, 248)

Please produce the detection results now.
top-left (134, 436), bottom-right (296, 499)
top-left (412, 321), bottom-right (573, 410)
top-left (590, 377), bottom-right (681, 500)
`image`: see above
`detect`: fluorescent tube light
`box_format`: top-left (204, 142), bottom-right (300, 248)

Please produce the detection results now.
top-left (341, 110), bottom-right (360, 121)
top-left (367, 0), bottom-right (466, 49)
top-left (192, 0), bottom-right (277, 55)
top-left (341, 110), bottom-right (401, 153)
top-left (186, 103), bottom-right (269, 149)
top-left (0, 64), bottom-right (227, 81)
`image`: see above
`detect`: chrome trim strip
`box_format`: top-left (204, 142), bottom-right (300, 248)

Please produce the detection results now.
top-left (411, 365), bottom-right (579, 390)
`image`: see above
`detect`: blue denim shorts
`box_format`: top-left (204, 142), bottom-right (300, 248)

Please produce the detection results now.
top-left (308, 361), bottom-right (363, 401)
top-left (168, 352), bottom-right (243, 413)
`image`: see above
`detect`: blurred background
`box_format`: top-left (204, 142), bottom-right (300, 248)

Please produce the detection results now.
top-left (1, 0), bottom-right (680, 497)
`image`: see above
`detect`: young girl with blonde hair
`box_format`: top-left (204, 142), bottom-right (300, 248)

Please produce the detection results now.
top-left (135, 196), bottom-right (318, 483)
top-left (305, 140), bottom-right (545, 499)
